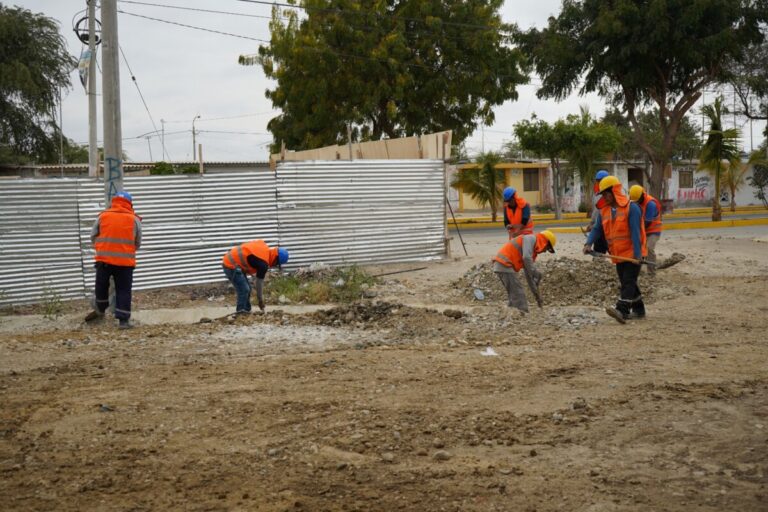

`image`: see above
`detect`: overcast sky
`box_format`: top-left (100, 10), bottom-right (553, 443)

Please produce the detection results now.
top-left (15, 0), bottom-right (763, 163)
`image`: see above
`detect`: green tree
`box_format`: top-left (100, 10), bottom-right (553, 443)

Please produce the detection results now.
top-left (561, 106), bottom-right (621, 213)
top-left (450, 151), bottom-right (504, 221)
top-left (747, 163), bottom-right (768, 208)
top-left (243, 0), bottom-right (526, 153)
top-left (517, 0), bottom-right (767, 200)
top-left (728, 39), bottom-right (768, 129)
top-left (724, 151), bottom-right (766, 211)
top-left (602, 108), bottom-right (702, 164)
top-left (699, 97), bottom-right (740, 221)
top-left (0, 5), bottom-right (76, 163)
top-left (513, 117), bottom-right (569, 219)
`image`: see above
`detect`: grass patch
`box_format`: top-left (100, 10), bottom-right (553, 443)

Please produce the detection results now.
top-left (266, 265), bottom-right (377, 304)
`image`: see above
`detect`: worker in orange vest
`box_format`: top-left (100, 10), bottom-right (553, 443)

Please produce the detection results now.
top-left (629, 185), bottom-right (663, 274)
top-left (583, 169), bottom-right (610, 253)
top-left (222, 240), bottom-right (289, 314)
top-left (583, 176), bottom-right (647, 324)
top-left (492, 230), bottom-right (556, 313)
top-left (502, 187), bottom-right (534, 238)
top-left (86, 191), bottom-right (142, 329)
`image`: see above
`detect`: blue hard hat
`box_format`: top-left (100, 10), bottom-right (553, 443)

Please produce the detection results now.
top-left (595, 170), bottom-right (609, 181)
top-left (277, 248), bottom-right (289, 265)
top-left (115, 190), bottom-right (133, 202)
top-left (502, 187), bottom-right (516, 202)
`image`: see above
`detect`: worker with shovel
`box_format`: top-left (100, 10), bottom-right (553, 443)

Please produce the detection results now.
top-left (502, 187), bottom-right (534, 238)
top-left (84, 191), bottom-right (142, 329)
top-left (222, 240), bottom-right (289, 315)
top-left (583, 176), bottom-right (647, 324)
top-left (630, 185), bottom-right (663, 274)
top-left (493, 230), bottom-right (557, 313)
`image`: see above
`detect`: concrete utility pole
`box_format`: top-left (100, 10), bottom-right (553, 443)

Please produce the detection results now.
top-left (101, 0), bottom-right (123, 204)
top-left (87, 0), bottom-right (98, 177)
top-left (192, 114), bottom-right (200, 161)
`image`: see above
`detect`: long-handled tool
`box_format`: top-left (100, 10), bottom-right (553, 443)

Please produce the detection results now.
top-left (587, 250), bottom-right (656, 267)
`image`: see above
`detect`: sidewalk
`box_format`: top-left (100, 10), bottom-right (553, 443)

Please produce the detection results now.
top-left (448, 205), bottom-right (768, 232)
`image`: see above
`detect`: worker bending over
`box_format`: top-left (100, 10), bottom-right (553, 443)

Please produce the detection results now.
top-left (630, 185), bottom-right (663, 274)
top-left (493, 230), bottom-right (557, 313)
top-left (502, 187), bottom-right (533, 238)
top-left (222, 240), bottom-right (289, 314)
top-left (583, 176), bottom-right (647, 324)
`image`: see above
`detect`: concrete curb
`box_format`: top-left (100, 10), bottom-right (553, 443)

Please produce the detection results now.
top-left (543, 217), bottom-right (768, 234)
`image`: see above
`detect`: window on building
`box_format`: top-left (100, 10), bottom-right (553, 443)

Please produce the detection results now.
top-left (679, 170), bottom-right (693, 188)
top-left (523, 169), bottom-right (539, 191)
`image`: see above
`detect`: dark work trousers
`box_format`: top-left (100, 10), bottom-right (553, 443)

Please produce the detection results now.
top-left (615, 262), bottom-right (644, 316)
top-left (95, 262), bottom-right (135, 320)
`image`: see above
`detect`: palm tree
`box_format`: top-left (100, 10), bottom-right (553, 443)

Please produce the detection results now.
top-left (699, 97), bottom-right (740, 221)
top-left (724, 151), bottom-right (766, 211)
top-left (451, 151), bottom-right (505, 221)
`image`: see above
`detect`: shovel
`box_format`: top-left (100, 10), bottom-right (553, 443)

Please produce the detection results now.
top-left (586, 250), bottom-right (657, 267)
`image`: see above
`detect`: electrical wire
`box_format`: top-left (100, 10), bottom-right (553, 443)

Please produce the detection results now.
top-left (232, 0), bottom-right (515, 34)
top-left (117, 43), bottom-right (170, 159)
top-left (117, 9), bottom-right (270, 43)
top-left (117, 0), bottom-right (275, 20)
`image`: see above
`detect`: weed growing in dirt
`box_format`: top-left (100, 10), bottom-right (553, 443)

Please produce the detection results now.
top-left (41, 283), bottom-right (64, 319)
top-left (267, 265), bottom-right (377, 304)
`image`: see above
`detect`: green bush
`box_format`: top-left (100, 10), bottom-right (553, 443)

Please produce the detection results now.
top-left (149, 161), bottom-right (175, 175)
top-left (266, 265), bottom-right (377, 304)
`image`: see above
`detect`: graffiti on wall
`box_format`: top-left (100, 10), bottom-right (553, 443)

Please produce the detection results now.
top-left (677, 174), bottom-right (710, 202)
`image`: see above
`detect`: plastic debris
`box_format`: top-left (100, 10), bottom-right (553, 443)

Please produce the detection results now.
top-left (480, 346), bottom-right (498, 357)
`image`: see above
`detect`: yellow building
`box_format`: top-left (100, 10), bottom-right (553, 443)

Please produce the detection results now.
top-left (454, 162), bottom-right (548, 211)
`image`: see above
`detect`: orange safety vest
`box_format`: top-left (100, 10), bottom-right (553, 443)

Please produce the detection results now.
top-left (493, 233), bottom-right (548, 271)
top-left (600, 185), bottom-right (647, 264)
top-left (640, 194), bottom-right (663, 235)
top-left (93, 197), bottom-right (139, 267)
top-left (222, 239), bottom-right (277, 275)
top-left (504, 195), bottom-right (534, 236)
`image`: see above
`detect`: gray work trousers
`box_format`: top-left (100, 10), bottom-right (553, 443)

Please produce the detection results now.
top-left (493, 261), bottom-right (528, 313)
top-left (646, 233), bottom-right (660, 274)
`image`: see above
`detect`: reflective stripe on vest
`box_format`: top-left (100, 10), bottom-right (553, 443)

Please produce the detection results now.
top-left (94, 208), bottom-right (138, 267)
top-left (493, 236), bottom-right (525, 271)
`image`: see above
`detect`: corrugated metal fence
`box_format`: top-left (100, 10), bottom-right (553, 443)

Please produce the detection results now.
top-left (0, 160), bottom-right (445, 306)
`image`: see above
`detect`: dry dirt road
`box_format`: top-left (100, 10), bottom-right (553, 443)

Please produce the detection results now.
top-left (1, 228), bottom-right (767, 511)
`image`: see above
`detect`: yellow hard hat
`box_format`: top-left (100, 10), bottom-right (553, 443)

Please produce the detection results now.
top-left (629, 185), bottom-right (644, 202)
top-left (540, 230), bottom-right (556, 252)
top-left (598, 175), bottom-right (621, 193)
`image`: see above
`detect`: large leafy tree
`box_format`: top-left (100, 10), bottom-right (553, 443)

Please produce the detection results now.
top-left (243, 0), bottom-right (526, 153)
top-left (727, 38), bottom-right (768, 133)
top-left (699, 97), bottom-right (740, 221)
top-left (513, 117), bottom-right (569, 219)
top-left (517, 0), bottom-right (768, 200)
top-left (450, 152), bottom-right (504, 221)
top-left (602, 108), bottom-right (702, 164)
top-left (560, 106), bottom-right (621, 212)
top-left (0, 4), bottom-right (75, 163)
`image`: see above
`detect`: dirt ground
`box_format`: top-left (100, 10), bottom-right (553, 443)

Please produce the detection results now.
top-left (1, 228), bottom-right (767, 511)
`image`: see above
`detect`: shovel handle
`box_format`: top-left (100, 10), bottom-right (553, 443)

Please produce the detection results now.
top-left (588, 251), bottom-right (656, 266)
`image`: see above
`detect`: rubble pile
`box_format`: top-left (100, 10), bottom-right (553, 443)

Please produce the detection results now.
top-left (456, 257), bottom-right (692, 306)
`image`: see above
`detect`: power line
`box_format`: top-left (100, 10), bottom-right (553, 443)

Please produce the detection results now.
top-left (118, 44), bottom-right (164, 152)
top-left (162, 110), bottom-right (278, 123)
top-left (117, 9), bottom-right (270, 42)
top-left (232, 0), bottom-right (515, 34)
top-left (117, 0), bottom-right (275, 20)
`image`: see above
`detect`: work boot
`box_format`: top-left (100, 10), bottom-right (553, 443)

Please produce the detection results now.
top-left (628, 311), bottom-right (646, 320)
top-left (118, 319), bottom-right (133, 330)
top-left (605, 306), bottom-right (627, 324)
top-left (84, 310), bottom-right (104, 323)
